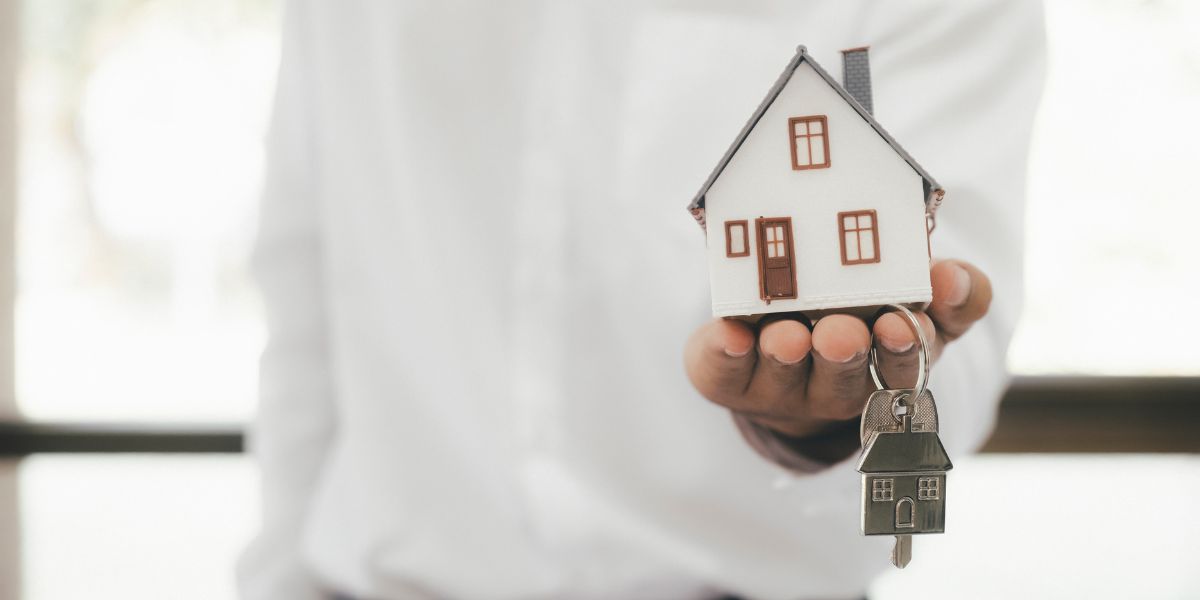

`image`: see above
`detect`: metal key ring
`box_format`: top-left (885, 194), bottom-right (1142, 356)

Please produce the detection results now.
top-left (868, 304), bottom-right (930, 404)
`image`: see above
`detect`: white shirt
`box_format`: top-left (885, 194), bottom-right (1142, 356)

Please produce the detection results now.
top-left (237, 2), bottom-right (1045, 599)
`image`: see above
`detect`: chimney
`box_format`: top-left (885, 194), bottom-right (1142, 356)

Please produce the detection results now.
top-left (841, 46), bottom-right (873, 115)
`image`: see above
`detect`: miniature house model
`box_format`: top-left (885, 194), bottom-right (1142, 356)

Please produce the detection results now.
top-left (688, 46), bottom-right (945, 318)
top-left (857, 415), bottom-right (953, 536)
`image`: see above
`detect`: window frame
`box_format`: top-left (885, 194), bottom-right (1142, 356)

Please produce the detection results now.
top-left (872, 477), bottom-right (895, 502)
top-left (918, 476), bottom-right (941, 501)
top-left (788, 115), bottom-right (831, 170)
top-left (838, 209), bottom-right (881, 265)
top-left (724, 220), bottom-right (750, 258)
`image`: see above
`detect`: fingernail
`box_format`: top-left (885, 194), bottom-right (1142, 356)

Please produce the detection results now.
top-left (816, 348), bottom-right (866, 364)
top-left (880, 338), bottom-right (915, 353)
top-left (769, 352), bottom-right (808, 366)
top-left (947, 266), bottom-right (971, 307)
top-left (724, 346), bottom-right (751, 358)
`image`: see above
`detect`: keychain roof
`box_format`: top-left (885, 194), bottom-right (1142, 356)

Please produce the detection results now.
top-left (857, 419), bottom-right (954, 473)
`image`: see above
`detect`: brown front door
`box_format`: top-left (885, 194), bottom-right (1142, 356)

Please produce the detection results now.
top-left (756, 217), bottom-right (796, 301)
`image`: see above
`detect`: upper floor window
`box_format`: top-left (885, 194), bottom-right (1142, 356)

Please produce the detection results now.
top-left (789, 115), bottom-right (830, 170)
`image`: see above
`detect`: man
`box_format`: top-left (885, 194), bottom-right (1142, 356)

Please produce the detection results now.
top-left (238, 1), bottom-right (1044, 598)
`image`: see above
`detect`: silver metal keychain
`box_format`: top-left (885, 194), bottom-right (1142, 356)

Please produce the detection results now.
top-left (857, 304), bottom-right (953, 569)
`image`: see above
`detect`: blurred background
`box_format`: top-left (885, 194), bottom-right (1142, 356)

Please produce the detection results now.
top-left (0, 0), bottom-right (1197, 598)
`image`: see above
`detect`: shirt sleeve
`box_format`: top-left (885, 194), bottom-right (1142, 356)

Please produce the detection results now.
top-left (236, 2), bottom-right (336, 598)
top-left (731, 412), bottom-right (862, 473)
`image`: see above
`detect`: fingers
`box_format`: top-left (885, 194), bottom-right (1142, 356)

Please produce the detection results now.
top-left (928, 259), bottom-right (992, 342)
top-left (740, 318), bottom-right (813, 426)
top-left (686, 259), bottom-right (994, 449)
top-left (684, 318), bottom-right (757, 404)
top-left (748, 318), bottom-right (812, 393)
top-left (872, 310), bottom-right (938, 389)
top-left (685, 265), bottom-right (985, 440)
top-left (805, 314), bottom-right (874, 421)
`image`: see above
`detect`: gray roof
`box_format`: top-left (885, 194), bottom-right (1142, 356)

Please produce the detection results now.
top-left (857, 429), bottom-right (953, 473)
top-left (686, 46), bottom-right (943, 215)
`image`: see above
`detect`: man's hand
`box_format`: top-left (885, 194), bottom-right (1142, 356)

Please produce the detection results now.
top-left (684, 259), bottom-right (993, 453)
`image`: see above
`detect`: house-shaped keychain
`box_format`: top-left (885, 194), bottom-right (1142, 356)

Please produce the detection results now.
top-left (857, 411), bottom-right (953, 567)
top-left (688, 46), bottom-right (944, 319)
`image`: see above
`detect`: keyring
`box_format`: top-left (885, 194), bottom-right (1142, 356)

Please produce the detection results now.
top-left (868, 304), bottom-right (930, 405)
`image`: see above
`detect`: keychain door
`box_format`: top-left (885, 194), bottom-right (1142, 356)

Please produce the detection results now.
top-left (756, 217), bottom-right (796, 301)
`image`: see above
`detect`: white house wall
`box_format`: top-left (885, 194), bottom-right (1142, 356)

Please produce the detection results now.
top-left (705, 62), bottom-right (932, 317)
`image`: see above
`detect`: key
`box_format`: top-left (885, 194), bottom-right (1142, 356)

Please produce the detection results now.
top-left (859, 388), bottom-right (940, 446)
top-left (858, 390), bottom-right (953, 569)
top-left (857, 304), bottom-right (953, 568)
top-left (891, 533), bottom-right (912, 569)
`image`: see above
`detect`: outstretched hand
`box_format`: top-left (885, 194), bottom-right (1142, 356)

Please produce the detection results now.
top-left (684, 259), bottom-right (992, 447)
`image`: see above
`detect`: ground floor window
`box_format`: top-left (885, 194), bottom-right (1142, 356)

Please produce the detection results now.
top-left (839, 209), bottom-right (880, 265)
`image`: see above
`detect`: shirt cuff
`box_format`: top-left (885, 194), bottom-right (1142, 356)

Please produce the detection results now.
top-left (731, 412), bottom-right (862, 474)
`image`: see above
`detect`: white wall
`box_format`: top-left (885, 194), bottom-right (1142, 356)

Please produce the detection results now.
top-left (704, 61), bottom-right (931, 317)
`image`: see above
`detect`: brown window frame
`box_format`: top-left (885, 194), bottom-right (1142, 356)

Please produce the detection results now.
top-left (788, 115), bottom-right (830, 170)
top-left (724, 220), bottom-right (750, 257)
top-left (838, 209), bottom-right (881, 265)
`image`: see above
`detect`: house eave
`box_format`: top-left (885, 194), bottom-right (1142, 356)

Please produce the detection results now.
top-left (857, 466), bottom-right (951, 475)
top-left (859, 470), bottom-right (946, 478)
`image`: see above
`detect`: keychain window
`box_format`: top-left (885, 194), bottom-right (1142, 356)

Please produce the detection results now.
top-left (917, 477), bottom-right (940, 500)
top-left (871, 478), bottom-right (894, 502)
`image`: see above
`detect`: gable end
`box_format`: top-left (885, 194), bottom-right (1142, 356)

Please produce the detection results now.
top-left (687, 45), bottom-right (943, 226)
